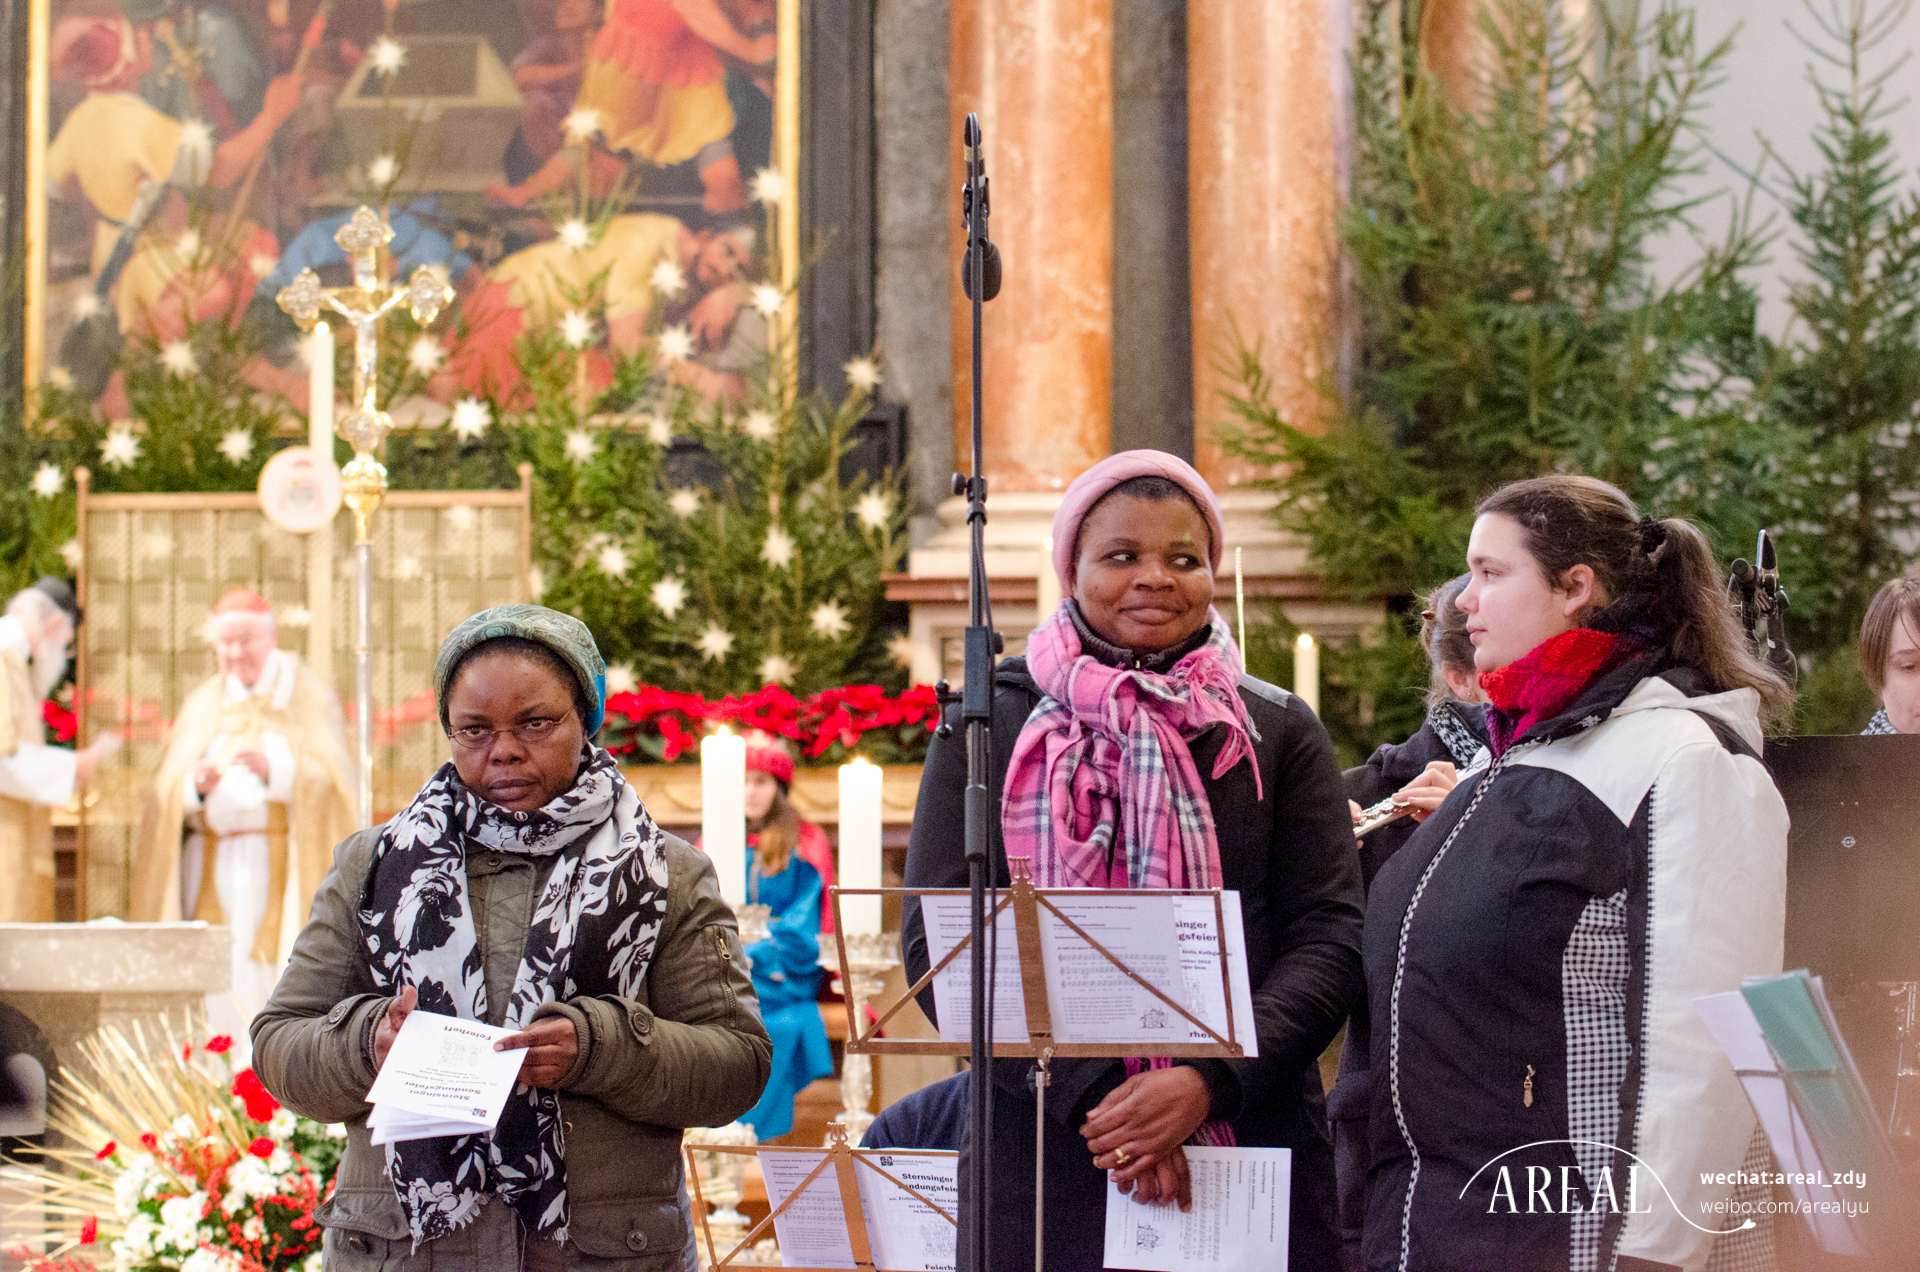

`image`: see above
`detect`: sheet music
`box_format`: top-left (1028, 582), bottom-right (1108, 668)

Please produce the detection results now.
top-left (1173, 892), bottom-right (1258, 1058)
top-left (1695, 990), bottom-right (1868, 1256)
top-left (363, 1012), bottom-right (525, 1144)
top-left (1036, 892), bottom-right (1255, 1053)
top-left (1103, 1147), bottom-right (1291, 1271)
top-left (758, 1151), bottom-right (858, 1270)
top-left (922, 895), bottom-right (1029, 1043)
top-left (856, 1151), bottom-right (959, 1272)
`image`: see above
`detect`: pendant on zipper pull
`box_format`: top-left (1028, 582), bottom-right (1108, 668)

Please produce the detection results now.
top-left (1524, 1064), bottom-right (1535, 1109)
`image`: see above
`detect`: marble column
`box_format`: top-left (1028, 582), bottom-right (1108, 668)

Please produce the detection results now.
top-left (1187, 0), bottom-right (1351, 491)
top-left (949, 0), bottom-right (1113, 492)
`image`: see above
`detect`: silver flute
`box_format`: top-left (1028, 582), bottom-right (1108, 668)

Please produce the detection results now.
top-left (1352, 757), bottom-right (1489, 839)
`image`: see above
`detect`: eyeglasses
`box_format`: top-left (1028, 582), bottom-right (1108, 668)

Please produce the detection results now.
top-left (447, 711), bottom-right (574, 752)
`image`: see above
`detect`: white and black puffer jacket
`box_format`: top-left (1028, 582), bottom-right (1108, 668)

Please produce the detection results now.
top-left (1361, 659), bottom-right (1787, 1272)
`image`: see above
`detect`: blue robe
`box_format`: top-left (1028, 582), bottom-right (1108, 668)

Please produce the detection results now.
top-left (740, 849), bottom-right (835, 1139)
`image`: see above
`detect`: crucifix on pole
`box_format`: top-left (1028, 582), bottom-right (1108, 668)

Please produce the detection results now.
top-left (275, 206), bottom-right (454, 828)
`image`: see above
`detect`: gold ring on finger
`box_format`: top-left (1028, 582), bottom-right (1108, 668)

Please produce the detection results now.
top-left (1113, 1148), bottom-right (1131, 1167)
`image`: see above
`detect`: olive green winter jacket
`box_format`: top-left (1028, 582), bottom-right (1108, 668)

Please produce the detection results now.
top-left (251, 826), bottom-right (772, 1271)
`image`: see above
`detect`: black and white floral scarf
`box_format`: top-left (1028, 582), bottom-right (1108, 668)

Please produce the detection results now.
top-left (358, 746), bottom-right (670, 1247)
top-left (1864, 707), bottom-right (1898, 735)
top-left (1429, 698), bottom-right (1490, 767)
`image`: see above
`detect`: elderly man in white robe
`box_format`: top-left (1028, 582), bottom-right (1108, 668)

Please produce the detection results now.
top-left (0, 579), bottom-right (118, 920)
top-left (131, 590), bottom-right (355, 1026)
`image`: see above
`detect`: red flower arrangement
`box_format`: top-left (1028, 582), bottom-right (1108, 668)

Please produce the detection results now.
top-left (600, 682), bottom-right (940, 766)
top-left (40, 699), bottom-right (77, 744)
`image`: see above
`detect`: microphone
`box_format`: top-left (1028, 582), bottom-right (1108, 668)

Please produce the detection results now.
top-left (961, 115), bottom-right (1003, 301)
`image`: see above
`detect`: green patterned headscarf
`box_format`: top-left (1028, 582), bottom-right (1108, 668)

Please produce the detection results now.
top-left (434, 605), bottom-right (607, 734)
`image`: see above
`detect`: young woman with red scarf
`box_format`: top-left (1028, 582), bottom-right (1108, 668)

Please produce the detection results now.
top-left (1362, 476), bottom-right (1792, 1272)
top-left (902, 451), bottom-right (1362, 1272)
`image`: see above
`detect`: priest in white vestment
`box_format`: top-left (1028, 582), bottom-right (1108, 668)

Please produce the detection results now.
top-left (0, 579), bottom-right (118, 920)
top-left (130, 589), bottom-right (355, 1026)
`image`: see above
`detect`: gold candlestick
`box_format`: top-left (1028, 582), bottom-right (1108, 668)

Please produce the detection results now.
top-left (821, 931), bottom-right (900, 1146)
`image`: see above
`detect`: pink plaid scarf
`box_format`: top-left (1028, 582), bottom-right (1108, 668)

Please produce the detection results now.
top-left (1003, 605), bottom-right (1261, 889)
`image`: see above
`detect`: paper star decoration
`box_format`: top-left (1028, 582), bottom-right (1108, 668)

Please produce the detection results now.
top-left (563, 106), bottom-right (603, 145)
top-left (742, 410), bottom-right (777, 441)
top-left (657, 324), bottom-right (695, 364)
top-left (445, 504), bottom-right (477, 531)
top-left (367, 154), bottom-right (398, 187)
top-left (651, 258), bottom-right (687, 297)
top-left (139, 531), bottom-right (175, 561)
top-left (596, 542), bottom-right (631, 580)
top-left (751, 167), bottom-right (787, 205)
top-left (559, 310), bottom-right (597, 350)
top-left (248, 252), bottom-right (278, 279)
top-left (100, 427), bottom-right (142, 470)
top-left (558, 218), bottom-right (593, 252)
top-left (395, 555), bottom-right (425, 582)
top-left (759, 653), bottom-right (797, 686)
top-left (58, 539), bottom-right (83, 570)
top-left (160, 340), bottom-right (199, 378)
top-left (30, 464), bottom-right (63, 499)
top-left (368, 36), bottom-right (408, 75)
top-left (407, 335), bottom-right (444, 376)
top-left (887, 632), bottom-right (918, 669)
top-left (605, 663), bottom-right (638, 696)
top-left (696, 624), bottom-right (736, 662)
top-left (809, 599), bottom-right (851, 640)
top-left (450, 398), bottom-right (492, 441)
top-left (855, 490), bottom-right (891, 531)
top-left (750, 284), bottom-right (785, 317)
top-left (645, 414), bottom-right (673, 445)
top-left (564, 429), bottom-right (599, 464)
top-left (668, 487), bottom-right (702, 517)
top-left (176, 228), bottom-right (201, 258)
top-left (761, 525), bottom-right (796, 569)
top-left (72, 293), bottom-right (101, 320)
top-left (218, 429), bottom-right (255, 465)
top-left (843, 356), bottom-right (882, 392)
top-left (650, 575), bottom-right (688, 618)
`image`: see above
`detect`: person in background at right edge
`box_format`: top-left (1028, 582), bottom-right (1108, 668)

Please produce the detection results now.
top-left (1363, 476), bottom-right (1792, 1272)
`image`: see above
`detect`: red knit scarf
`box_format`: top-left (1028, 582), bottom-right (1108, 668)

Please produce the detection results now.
top-left (1480, 627), bottom-right (1634, 756)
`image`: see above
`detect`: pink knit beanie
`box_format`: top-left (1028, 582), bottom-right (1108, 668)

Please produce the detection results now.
top-left (1051, 450), bottom-right (1225, 589)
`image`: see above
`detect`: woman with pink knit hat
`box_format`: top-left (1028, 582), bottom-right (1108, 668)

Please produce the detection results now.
top-left (901, 450), bottom-right (1363, 1271)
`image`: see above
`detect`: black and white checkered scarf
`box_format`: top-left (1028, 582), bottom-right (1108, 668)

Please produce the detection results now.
top-left (358, 746), bottom-right (670, 1247)
top-left (1863, 707), bottom-right (1899, 735)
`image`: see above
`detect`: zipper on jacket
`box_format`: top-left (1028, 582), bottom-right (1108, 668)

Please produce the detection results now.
top-left (1524, 1065), bottom-right (1535, 1108)
top-left (713, 926), bottom-right (741, 1016)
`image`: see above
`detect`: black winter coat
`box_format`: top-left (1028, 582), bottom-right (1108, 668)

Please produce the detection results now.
top-left (901, 654), bottom-right (1365, 1272)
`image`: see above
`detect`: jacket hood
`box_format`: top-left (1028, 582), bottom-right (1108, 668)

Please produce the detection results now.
top-left (1606, 674), bottom-right (1765, 753)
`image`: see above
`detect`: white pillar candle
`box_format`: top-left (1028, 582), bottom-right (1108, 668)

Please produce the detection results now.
top-left (1036, 536), bottom-right (1062, 630)
top-left (838, 757), bottom-right (885, 936)
top-left (308, 321), bottom-right (335, 451)
top-left (1295, 632), bottom-right (1320, 717)
top-left (701, 726), bottom-right (748, 910)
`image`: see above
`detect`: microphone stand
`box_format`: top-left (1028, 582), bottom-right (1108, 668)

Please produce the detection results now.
top-left (934, 110), bottom-right (1002, 1272)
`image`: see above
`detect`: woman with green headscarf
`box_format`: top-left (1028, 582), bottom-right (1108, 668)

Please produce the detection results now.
top-left (252, 605), bottom-right (772, 1270)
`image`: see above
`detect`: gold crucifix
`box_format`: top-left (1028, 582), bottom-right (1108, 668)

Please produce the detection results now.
top-left (274, 206), bottom-right (453, 544)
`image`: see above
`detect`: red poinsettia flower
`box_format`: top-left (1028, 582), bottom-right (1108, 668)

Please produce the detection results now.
top-left (94, 1141), bottom-right (115, 1161)
top-left (248, 1137), bottom-right (274, 1159)
top-left (231, 1069), bottom-right (280, 1122)
top-left (204, 1035), bottom-right (234, 1054)
top-left (78, 1215), bottom-right (98, 1245)
top-left (40, 700), bottom-right (77, 743)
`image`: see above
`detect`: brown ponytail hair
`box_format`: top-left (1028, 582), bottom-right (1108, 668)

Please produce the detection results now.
top-left (1475, 475), bottom-right (1794, 729)
top-left (1421, 574), bottom-right (1476, 706)
top-left (750, 783), bottom-right (802, 877)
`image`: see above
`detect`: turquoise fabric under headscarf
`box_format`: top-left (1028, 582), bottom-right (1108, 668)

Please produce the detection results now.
top-left (434, 605), bottom-right (607, 734)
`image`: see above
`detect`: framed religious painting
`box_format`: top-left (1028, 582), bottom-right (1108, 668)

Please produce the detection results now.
top-left (23, 0), bottom-right (800, 422)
